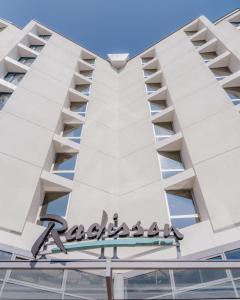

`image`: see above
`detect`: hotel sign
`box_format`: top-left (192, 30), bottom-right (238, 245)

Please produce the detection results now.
top-left (31, 210), bottom-right (184, 258)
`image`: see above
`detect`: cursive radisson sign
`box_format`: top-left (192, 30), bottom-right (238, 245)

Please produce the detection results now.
top-left (31, 210), bottom-right (184, 258)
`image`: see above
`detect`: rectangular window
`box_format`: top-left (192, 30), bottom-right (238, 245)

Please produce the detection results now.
top-left (230, 21), bottom-right (240, 29)
top-left (29, 44), bottom-right (44, 52)
top-left (153, 122), bottom-right (174, 143)
top-left (146, 83), bottom-right (162, 95)
top-left (38, 34), bottom-right (51, 40)
top-left (70, 102), bottom-right (87, 117)
top-left (40, 192), bottom-right (70, 219)
top-left (4, 72), bottom-right (25, 85)
top-left (185, 30), bottom-right (198, 36)
top-left (211, 67), bottom-right (232, 81)
top-left (52, 153), bottom-right (77, 180)
top-left (192, 40), bottom-right (206, 48)
top-left (141, 57), bottom-right (153, 64)
top-left (75, 84), bottom-right (91, 96)
top-left (18, 56), bottom-right (35, 66)
top-left (166, 190), bottom-right (199, 229)
top-left (159, 151), bottom-right (185, 179)
top-left (224, 87), bottom-right (240, 106)
top-left (149, 100), bottom-right (167, 115)
top-left (83, 58), bottom-right (95, 66)
top-left (200, 51), bottom-right (217, 63)
top-left (62, 124), bottom-right (82, 144)
top-left (225, 248), bottom-right (240, 279)
top-left (80, 70), bottom-right (93, 79)
top-left (0, 92), bottom-right (12, 110)
top-left (143, 69), bottom-right (157, 78)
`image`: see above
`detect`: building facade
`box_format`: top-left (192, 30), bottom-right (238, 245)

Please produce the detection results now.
top-left (0, 9), bottom-right (239, 299)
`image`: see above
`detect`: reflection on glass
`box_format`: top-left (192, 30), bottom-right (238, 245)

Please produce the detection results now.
top-left (62, 124), bottom-right (82, 144)
top-left (125, 270), bottom-right (172, 299)
top-left (225, 87), bottom-right (240, 106)
top-left (225, 248), bottom-right (240, 278)
top-left (1, 283), bottom-right (61, 299)
top-left (0, 250), bottom-right (12, 279)
top-left (65, 270), bottom-right (107, 299)
top-left (146, 83), bottom-right (162, 94)
top-left (4, 73), bottom-right (25, 85)
top-left (52, 153), bottom-right (77, 180)
top-left (154, 122), bottom-right (174, 142)
top-left (38, 34), bottom-right (51, 40)
top-left (0, 92), bottom-right (12, 110)
top-left (159, 151), bottom-right (184, 179)
top-left (70, 102), bottom-right (87, 117)
top-left (18, 57), bottom-right (35, 66)
top-left (75, 84), bottom-right (90, 96)
top-left (41, 192), bottom-right (69, 219)
top-left (150, 100), bottom-right (167, 115)
top-left (166, 190), bottom-right (199, 229)
top-left (29, 45), bottom-right (44, 52)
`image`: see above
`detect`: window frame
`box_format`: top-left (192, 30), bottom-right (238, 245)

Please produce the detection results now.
top-left (158, 151), bottom-right (185, 180)
top-left (61, 123), bottom-right (83, 144)
top-left (51, 152), bottom-right (78, 181)
top-left (152, 122), bottom-right (175, 143)
top-left (69, 101), bottom-right (88, 117)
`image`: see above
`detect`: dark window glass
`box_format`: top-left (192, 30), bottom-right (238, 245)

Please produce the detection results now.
top-left (18, 57), bottom-right (35, 66)
top-left (0, 92), bottom-right (12, 110)
top-left (29, 44), bottom-right (44, 52)
top-left (0, 250), bottom-right (12, 279)
top-left (225, 248), bottom-right (240, 278)
top-left (4, 72), bottom-right (25, 85)
top-left (38, 34), bottom-right (51, 40)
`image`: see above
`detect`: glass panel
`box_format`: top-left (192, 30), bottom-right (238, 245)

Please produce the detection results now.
top-left (171, 217), bottom-right (199, 229)
top-left (159, 151), bottom-right (184, 171)
top-left (200, 51), bottom-right (217, 60)
top-left (75, 84), bottom-right (90, 95)
top-left (1, 282), bottom-right (61, 299)
top-left (11, 266), bottom-right (63, 289)
top-left (225, 87), bottom-right (240, 100)
top-left (63, 124), bottom-right (82, 138)
top-left (41, 192), bottom-right (69, 217)
top-left (0, 93), bottom-right (11, 110)
top-left (54, 172), bottom-right (75, 180)
top-left (70, 102), bottom-right (87, 115)
top-left (154, 122), bottom-right (174, 136)
top-left (29, 45), bottom-right (44, 52)
top-left (185, 30), bottom-right (197, 36)
top-left (4, 72), bottom-right (25, 85)
top-left (38, 34), bottom-right (51, 40)
top-left (150, 100), bottom-right (167, 114)
top-left (125, 270), bottom-right (172, 299)
top-left (83, 58), bottom-right (95, 66)
top-left (146, 83), bottom-right (162, 93)
top-left (144, 69), bottom-right (157, 77)
top-left (65, 269), bottom-right (107, 300)
top-left (0, 250), bottom-right (12, 279)
top-left (18, 57), bottom-right (35, 66)
top-left (162, 170), bottom-right (184, 179)
top-left (230, 21), bottom-right (240, 27)
top-left (225, 248), bottom-right (240, 278)
top-left (141, 57), bottom-right (153, 64)
top-left (166, 190), bottom-right (197, 216)
top-left (211, 67), bottom-right (232, 77)
top-left (192, 40), bottom-right (206, 47)
top-left (53, 153), bottom-right (77, 171)
top-left (175, 281), bottom-right (236, 299)
top-left (79, 70), bottom-right (93, 78)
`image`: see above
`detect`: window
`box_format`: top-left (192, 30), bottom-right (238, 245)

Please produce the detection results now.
top-left (149, 100), bottom-right (167, 115)
top-left (185, 30), bottom-right (198, 36)
top-left (146, 83), bottom-right (162, 94)
top-left (52, 153), bottom-right (77, 180)
top-left (62, 124), bottom-right (82, 144)
top-left (40, 192), bottom-right (70, 220)
top-left (38, 34), bottom-right (51, 40)
top-left (79, 70), bottom-right (93, 79)
top-left (83, 58), bottom-right (95, 66)
top-left (141, 57), bottom-right (153, 64)
top-left (143, 69), bottom-right (157, 78)
top-left (70, 102), bottom-right (87, 117)
top-left (166, 190), bottom-right (199, 229)
top-left (224, 87), bottom-right (240, 106)
top-left (159, 151), bottom-right (185, 179)
top-left (153, 122), bottom-right (174, 143)
top-left (230, 21), bottom-right (240, 29)
top-left (211, 67), bottom-right (232, 81)
top-left (4, 72), bottom-right (25, 85)
top-left (29, 44), bottom-right (44, 52)
top-left (0, 92), bottom-right (12, 110)
top-left (75, 84), bottom-right (91, 96)
top-left (200, 51), bottom-right (217, 63)
top-left (18, 57), bottom-right (35, 66)
top-left (225, 248), bottom-right (240, 279)
top-left (192, 40), bottom-right (206, 48)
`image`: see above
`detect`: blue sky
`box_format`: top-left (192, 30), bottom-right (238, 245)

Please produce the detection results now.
top-left (0, 0), bottom-right (239, 58)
